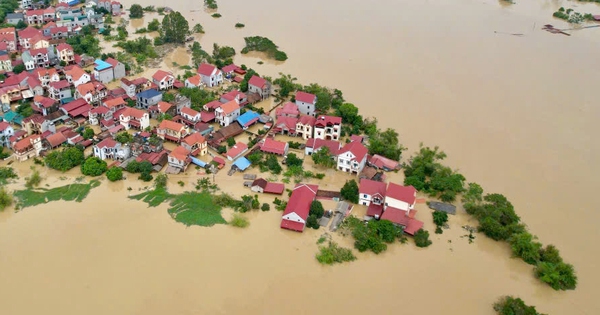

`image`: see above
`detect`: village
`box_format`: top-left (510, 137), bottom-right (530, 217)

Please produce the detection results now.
top-left (0, 0), bottom-right (430, 247)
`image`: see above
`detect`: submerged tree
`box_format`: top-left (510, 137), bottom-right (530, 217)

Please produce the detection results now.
top-left (162, 11), bottom-right (190, 44)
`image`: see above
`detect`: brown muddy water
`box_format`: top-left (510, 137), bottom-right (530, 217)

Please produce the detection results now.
top-left (2, 0), bottom-right (600, 314)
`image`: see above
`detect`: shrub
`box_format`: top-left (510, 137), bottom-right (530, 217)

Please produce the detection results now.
top-left (81, 157), bottom-right (108, 176)
top-left (534, 261), bottom-right (577, 290)
top-left (316, 241), bottom-right (357, 265)
top-left (414, 229), bottom-right (432, 248)
top-left (0, 186), bottom-right (13, 211)
top-left (25, 167), bottom-right (42, 189)
top-left (0, 167), bottom-right (18, 185)
top-left (235, 23), bottom-right (245, 28)
top-left (211, 13), bottom-right (222, 18)
top-left (106, 167), bottom-right (123, 181)
top-left (340, 179), bottom-right (359, 203)
top-left (306, 215), bottom-right (320, 229)
top-left (509, 232), bottom-right (542, 265)
top-left (154, 173), bottom-right (168, 189)
top-left (309, 200), bottom-right (324, 218)
top-left (45, 147), bottom-right (85, 171)
top-left (493, 296), bottom-right (546, 315)
top-left (261, 203), bottom-right (270, 211)
top-left (139, 172), bottom-right (153, 182)
top-left (230, 213), bottom-right (249, 228)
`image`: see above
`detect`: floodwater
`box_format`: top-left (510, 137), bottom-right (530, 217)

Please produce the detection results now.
top-left (2, 0), bottom-right (600, 314)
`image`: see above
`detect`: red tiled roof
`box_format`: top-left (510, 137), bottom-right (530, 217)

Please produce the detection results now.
top-left (200, 111), bottom-right (215, 122)
top-left (359, 178), bottom-right (387, 199)
top-left (248, 75), bottom-right (267, 88)
top-left (260, 138), bottom-right (287, 155)
top-left (233, 76), bottom-right (243, 83)
top-left (298, 115), bottom-right (316, 125)
top-left (91, 106), bottom-right (109, 114)
top-left (103, 97), bottom-right (125, 109)
top-left (169, 145), bottom-right (190, 161)
top-left (100, 119), bottom-right (115, 127)
top-left (69, 104), bottom-right (93, 117)
top-left (45, 132), bottom-right (67, 148)
top-left (295, 91), bottom-right (316, 104)
top-left (182, 132), bottom-right (205, 146)
top-left (197, 63), bottom-right (217, 76)
top-left (203, 100), bottom-right (222, 110)
top-left (157, 101), bottom-right (173, 113)
top-left (404, 218), bottom-right (424, 236)
top-left (50, 26), bottom-right (68, 35)
top-left (213, 156), bottom-right (225, 165)
top-left (281, 184), bottom-right (319, 232)
top-left (264, 182), bottom-right (285, 195)
top-left (56, 43), bottom-right (72, 52)
top-left (33, 95), bottom-right (55, 108)
top-left (381, 207), bottom-right (410, 226)
top-left (180, 106), bottom-right (199, 117)
top-left (385, 183), bottom-right (416, 205)
top-left (105, 58), bottom-right (120, 68)
top-left (221, 90), bottom-right (246, 102)
top-left (218, 100), bottom-right (239, 115)
top-left (366, 203), bottom-right (384, 217)
top-left (369, 154), bottom-right (399, 170)
top-left (18, 27), bottom-right (41, 40)
top-left (305, 138), bottom-right (341, 155)
top-left (13, 134), bottom-right (40, 152)
top-left (350, 135), bottom-right (364, 143)
top-left (280, 220), bottom-right (305, 232)
top-left (152, 69), bottom-right (172, 82)
top-left (314, 115), bottom-right (342, 127)
top-left (226, 142), bottom-right (248, 159)
top-left (0, 121), bottom-right (11, 131)
top-left (275, 102), bottom-right (299, 117)
top-left (158, 119), bottom-right (185, 132)
top-left (29, 48), bottom-right (47, 56)
top-left (186, 75), bottom-right (201, 86)
top-left (221, 64), bottom-right (239, 73)
top-left (61, 98), bottom-right (88, 112)
top-left (49, 80), bottom-right (70, 90)
top-left (120, 107), bottom-right (146, 119)
top-left (274, 116), bottom-right (298, 131)
top-left (108, 124), bottom-right (124, 134)
top-left (339, 140), bottom-right (368, 161)
top-left (65, 66), bottom-right (87, 81)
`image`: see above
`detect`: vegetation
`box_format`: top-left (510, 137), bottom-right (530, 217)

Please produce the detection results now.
top-left (106, 167), bottom-right (123, 182)
top-left (309, 200), bottom-right (325, 218)
top-left (414, 229), bottom-right (432, 247)
top-left (261, 203), bottom-right (270, 211)
top-left (81, 127), bottom-right (95, 140)
top-left (493, 296), bottom-right (546, 315)
top-left (25, 167), bottom-right (42, 189)
top-left (273, 198), bottom-right (287, 211)
top-left (553, 7), bottom-right (594, 24)
top-left (235, 23), bottom-right (245, 28)
top-left (226, 137), bottom-right (236, 147)
top-left (129, 4), bottom-right (144, 18)
top-left (336, 103), bottom-right (364, 136)
top-left (154, 173), bottom-right (168, 189)
top-left (285, 153), bottom-right (303, 168)
top-left (204, 0), bottom-right (218, 9)
top-left (403, 144), bottom-right (466, 202)
top-left (147, 19), bottom-right (160, 32)
top-left (0, 147), bottom-right (10, 159)
top-left (14, 180), bottom-right (101, 209)
top-left (0, 167), bottom-right (18, 185)
top-left (45, 146), bottom-right (85, 171)
top-left (340, 179), bottom-right (359, 203)
top-left (66, 34), bottom-right (101, 58)
top-left (13, 64), bottom-right (25, 74)
top-left (115, 37), bottom-right (157, 59)
top-left (15, 103), bottom-right (33, 118)
top-left (230, 213), bottom-right (250, 228)
top-left (273, 73), bottom-right (301, 98)
top-left (306, 215), bottom-right (320, 229)
top-left (211, 43), bottom-right (236, 67)
top-left (0, 0), bottom-right (19, 22)
top-left (300, 83), bottom-right (343, 113)
top-left (316, 241), bottom-right (357, 265)
top-left (0, 186), bottom-right (13, 211)
top-left (192, 23), bottom-right (205, 34)
top-left (211, 13), bottom-right (222, 18)
top-left (81, 157), bottom-right (108, 176)
top-left (178, 87), bottom-right (218, 112)
top-left (241, 36), bottom-right (288, 61)
top-left (312, 146), bottom-right (336, 168)
top-left (367, 128), bottom-right (406, 161)
top-left (342, 216), bottom-right (404, 254)
top-left (432, 211), bottom-right (448, 234)
top-left (115, 131), bottom-right (134, 144)
top-left (162, 11), bottom-right (190, 44)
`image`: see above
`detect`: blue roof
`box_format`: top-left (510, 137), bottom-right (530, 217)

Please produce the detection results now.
top-left (67, 0), bottom-right (79, 5)
top-left (233, 157), bottom-right (251, 171)
top-left (137, 89), bottom-right (161, 99)
top-left (94, 59), bottom-right (112, 71)
top-left (237, 110), bottom-right (260, 127)
top-left (190, 157), bottom-right (207, 167)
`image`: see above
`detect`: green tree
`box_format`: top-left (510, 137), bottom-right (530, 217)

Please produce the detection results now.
top-left (414, 229), bottom-right (432, 248)
top-left (81, 157), bottom-right (108, 176)
top-left (25, 167), bottom-right (42, 188)
top-left (306, 215), bottom-right (320, 229)
top-left (285, 153), bottom-right (303, 168)
top-left (154, 173), bottom-right (168, 189)
top-left (368, 128), bottom-right (405, 161)
top-left (462, 182), bottom-right (484, 209)
top-left (106, 167), bottom-right (123, 181)
top-left (509, 232), bottom-right (542, 265)
top-left (265, 154), bottom-right (281, 174)
top-left (493, 296), bottom-right (546, 315)
top-left (115, 131), bottom-right (133, 144)
top-left (15, 103), bottom-right (33, 117)
top-left (45, 147), bottom-right (85, 171)
top-left (0, 186), bottom-right (13, 211)
top-left (261, 203), bottom-right (270, 211)
top-left (340, 179), bottom-right (359, 203)
top-left (12, 63), bottom-right (25, 74)
top-left (129, 4), bottom-right (144, 18)
top-left (192, 23), bottom-right (204, 34)
top-left (432, 211), bottom-right (448, 227)
top-left (309, 200), bottom-right (325, 218)
top-left (539, 245), bottom-right (563, 264)
top-left (273, 73), bottom-right (300, 98)
top-left (139, 172), bottom-right (153, 182)
top-left (534, 261), bottom-right (577, 290)
top-left (226, 137), bottom-right (236, 147)
top-left (16, 20), bottom-right (27, 30)
top-left (162, 92), bottom-right (175, 103)
top-left (147, 18), bottom-right (160, 32)
top-left (302, 83), bottom-right (331, 113)
top-left (373, 219), bottom-right (401, 243)
top-left (204, 0), bottom-right (218, 9)
top-left (311, 146), bottom-right (336, 168)
top-left (162, 11), bottom-right (189, 44)
top-left (81, 127), bottom-right (95, 140)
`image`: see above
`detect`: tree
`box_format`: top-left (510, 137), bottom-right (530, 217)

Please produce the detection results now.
top-left (129, 4), bottom-right (144, 18)
top-left (226, 137), bottom-right (236, 147)
top-left (192, 23), bottom-right (204, 34)
top-left (414, 229), bottom-right (432, 247)
top-left (509, 232), bottom-right (542, 265)
top-left (373, 219), bottom-right (401, 243)
top-left (462, 182), bottom-right (484, 209)
top-left (306, 215), bottom-right (320, 229)
top-left (12, 63), bottom-right (25, 74)
top-left (273, 73), bottom-right (300, 98)
top-left (311, 146), bottom-right (336, 168)
top-left (115, 131), bottom-right (133, 144)
top-left (539, 245), bottom-right (563, 264)
top-left (147, 18), bottom-right (160, 32)
top-left (432, 211), bottom-right (448, 227)
top-left (368, 128), bottom-right (405, 161)
top-left (340, 179), bottom-right (359, 203)
top-left (309, 200), bottom-right (324, 218)
top-left (16, 20), bottom-right (27, 29)
top-left (81, 127), bottom-right (95, 140)
top-left (81, 157), bottom-right (108, 176)
top-left (15, 103), bottom-right (33, 117)
top-left (139, 172), bottom-right (153, 182)
top-left (302, 83), bottom-right (331, 113)
top-left (534, 261), bottom-right (577, 290)
top-left (45, 147), bottom-right (85, 171)
top-left (261, 203), bottom-right (270, 211)
top-left (162, 92), bottom-right (175, 103)
top-left (162, 11), bottom-right (189, 44)
top-left (285, 153), bottom-right (303, 168)
top-left (493, 296), bottom-right (547, 315)
top-left (106, 167), bottom-right (123, 181)
top-left (265, 154), bottom-right (282, 174)
top-left (0, 186), bottom-right (13, 211)
top-left (204, 0), bottom-right (218, 9)
top-left (154, 173), bottom-right (168, 189)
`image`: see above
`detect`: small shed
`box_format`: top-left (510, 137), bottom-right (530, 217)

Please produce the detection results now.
top-left (428, 201), bottom-right (456, 215)
top-left (233, 157), bottom-right (251, 171)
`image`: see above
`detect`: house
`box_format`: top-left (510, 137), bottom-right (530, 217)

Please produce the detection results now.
top-left (221, 64), bottom-right (240, 78)
top-left (5, 13), bottom-right (24, 26)
top-left (359, 179), bottom-right (387, 218)
top-left (295, 91), bottom-right (317, 116)
top-left (203, 100), bottom-right (222, 112)
top-left (88, 106), bottom-right (109, 125)
top-left (48, 80), bottom-right (72, 102)
top-left (60, 98), bottom-right (92, 118)
top-left (337, 140), bottom-right (368, 175)
top-left (368, 154), bottom-right (400, 171)
top-left (296, 115), bottom-right (316, 140)
top-left (44, 131), bottom-right (67, 149)
top-left (168, 145), bottom-right (191, 171)
top-left (0, 121), bottom-right (15, 148)
top-left (156, 120), bottom-right (189, 142)
top-left (178, 106), bottom-right (201, 126)
top-left (0, 85), bottom-right (24, 107)
top-left (89, 96), bottom-right (126, 124)
top-left (172, 94), bottom-right (191, 114)
top-left (136, 88), bottom-right (162, 109)
top-left (22, 114), bottom-right (56, 135)
top-left (280, 183), bottom-right (319, 232)
top-left (226, 142), bottom-right (248, 161)
top-left (25, 75), bottom-right (44, 96)
top-left (259, 138), bottom-right (288, 156)
top-left (250, 178), bottom-right (285, 195)
top-left (42, 7), bottom-right (56, 23)
top-left (93, 137), bottom-right (131, 160)
top-left (119, 107), bottom-right (149, 130)
top-left (12, 134), bottom-right (43, 161)
top-left (93, 59), bottom-right (114, 83)
top-left (28, 48), bottom-right (50, 68)
top-left (272, 116), bottom-right (297, 136)
top-left (22, 0), bottom-right (34, 10)
top-left (314, 115), bottom-right (342, 141)
top-left (56, 43), bottom-right (75, 64)
top-left (0, 55), bottom-right (12, 72)
top-left (105, 57), bottom-right (125, 80)
top-left (32, 95), bottom-right (58, 116)
top-left (29, 34), bottom-right (49, 50)
top-left (25, 9), bottom-right (44, 26)
top-left (17, 26), bottom-right (41, 50)
top-left (76, 81), bottom-right (107, 105)
top-left (0, 27), bottom-right (17, 52)
top-left (215, 100), bottom-right (240, 127)
top-left (32, 67), bottom-right (60, 87)
top-left (152, 70), bottom-right (174, 90)
top-left (97, 0), bottom-right (112, 12)
top-left (148, 101), bottom-right (175, 119)
top-left (184, 75), bottom-right (202, 88)
top-left (220, 90), bottom-right (247, 106)
top-left (197, 63), bottom-right (223, 87)
top-left (247, 75), bottom-right (271, 100)
top-left (111, 1), bottom-right (121, 15)
top-left (236, 110), bottom-right (260, 129)
top-left (121, 77), bottom-right (150, 98)
top-left (304, 138), bottom-right (341, 157)
top-left (181, 132), bottom-right (207, 156)
top-left (275, 102), bottom-right (299, 118)
top-left (64, 65), bottom-right (91, 87)
top-left (384, 183), bottom-right (417, 212)
top-left (21, 51), bottom-right (35, 71)
top-left (50, 26), bottom-right (69, 40)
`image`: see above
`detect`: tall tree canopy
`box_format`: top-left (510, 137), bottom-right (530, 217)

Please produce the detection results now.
top-left (162, 11), bottom-right (190, 44)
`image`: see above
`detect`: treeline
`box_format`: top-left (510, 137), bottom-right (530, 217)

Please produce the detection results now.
top-left (241, 36), bottom-right (288, 61)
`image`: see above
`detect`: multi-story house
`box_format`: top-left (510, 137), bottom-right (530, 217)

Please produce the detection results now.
top-left (358, 178), bottom-right (387, 208)
top-left (295, 91), bottom-right (317, 116)
top-left (5, 13), bottom-right (24, 26)
top-left (76, 81), bottom-right (107, 105)
top-left (178, 107), bottom-right (201, 127)
top-left (167, 145), bottom-right (191, 171)
top-left (248, 75), bottom-right (271, 100)
top-left (43, 7), bottom-right (56, 23)
top-left (215, 100), bottom-right (240, 127)
top-left (336, 140), bottom-right (368, 175)
top-left (152, 70), bottom-right (174, 90)
top-left (25, 9), bottom-right (44, 26)
top-left (156, 120), bottom-right (189, 143)
top-left (314, 115), bottom-right (342, 141)
top-left (119, 107), bottom-right (149, 130)
top-left (29, 34), bottom-right (49, 50)
top-left (25, 74), bottom-right (44, 96)
top-left (105, 57), bottom-right (125, 80)
top-left (0, 27), bottom-right (17, 52)
top-left (121, 77), bottom-right (150, 99)
top-left (32, 95), bottom-right (58, 116)
top-left (111, 1), bottom-right (121, 15)
top-left (22, 114), bottom-right (56, 135)
top-left (184, 74), bottom-right (202, 88)
top-left (93, 59), bottom-right (114, 83)
top-left (21, 0), bottom-right (34, 10)
top-left (296, 115), bottom-right (316, 140)
top-left (12, 134), bottom-right (43, 162)
top-left (0, 122), bottom-right (15, 148)
top-left (219, 90), bottom-right (247, 106)
top-left (64, 65), bottom-right (91, 87)
top-left (0, 55), bottom-right (12, 72)
top-left (56, 43), bottom-right (75, 64)
top-left (197, 63), bottom-right (223, 87)
top-left (21, 51), bottom-right (35, 71)
top-left (383, 183), bottom-right (417, 213)
top-left (93, 137), bottom-right (131, 160)
top-left (97, 0), bottom-right (112, 12)
top-left (181, 132), bottom-right (207, 156)
top-left (28, 48), bottom-right (50, 68)
top-left (304, 138), bottom-right (340, 157)
top-left (32, 67), bottom-right (60, 87)
top-left (42, 22), bottom-right (56, 37)
top-left (48, 80), bottom-right (72, 102)
top-left (50, 26), bottom-right (69, 40)
top-left (276, 102), bottom-right (300, 118)
top-left (135, 88), bottom-right (162, 109)
top-left (101, 96), bottom-right (126, 117)
top-left (17, 26), bottom-right (41, 50)
top-left (148, 101), bottom-right (175, 119)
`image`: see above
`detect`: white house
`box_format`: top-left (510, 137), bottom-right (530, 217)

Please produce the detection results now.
top-left (296, 115), bottom-right (316, 140)
top-left (337, 140), bottom-right (368, 175)
top-left (197, 63), bottom-right (223, 87)
top-left (168, 145), bottom-right (191, 171)
top-left (295, 91), bottom-right (317, 116)
top-left (215, 100), bottom-right (240, 127)
top-left (93, 137), bottom-right (131, 160)
top-left (248, 75), bottom-right (271, 100)
top-left (184, 74), bottom-right (202, 88)
top-left (0, 121), bottom-right (15, 148)
top-left (384, 183), bottom-right (417, 212)
top-left (64, 65), bottom-right (91, 87)
top-left (358, 178), bottom-right (387, 207)
top-left (152, 70), bottom-right (174, 90)
top-left (119, 107), bottom-right (149, 130)
top-left (314, 115), bottom-right (342, 141)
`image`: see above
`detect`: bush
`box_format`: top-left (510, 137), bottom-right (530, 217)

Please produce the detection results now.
top-left (0, 186), bottom-right (13, 211)
top-left (261, 203), bottom-right (270, 211)
top-left (493, 296), bottom-right (546, 315)
top-left (340, 179), bottom-right (359, 203)
top-left (129, 4), bottom-right (144, 18)
top-left (25, 167), bottom-right (42, 189)
top-left (115, 131), bottom-right (133, 144)
top-left (306, 215), bottom-right (320, 229)
top-left (81, 157), bottom-right (108, 176)
top-left (45, 147), bottom-right (85, 171)
top-left (509, 232), bottom-right (542, 265)
top-left (211, 13), bottom-right (222, 18)
top-left (316, 241), bottom-right (357, 265)
top-left (106, 167), bottom-right (123, 181)
top-left (534, 261), bottom-right (577, 290)
top-left (414, 229), bottom-right (432, 248)
top-left (139, 172), bottom-right (153, 182)
top-left (154, 173), bottom-right (168, 189)
top-left (230, 213), bottom-right (249, 228)
top-left (309, 200), bottom-right (324, 218)
top-left (235, 23), bottom-right (245, 28)
top-left (0, 167), bottom-right (18, 185)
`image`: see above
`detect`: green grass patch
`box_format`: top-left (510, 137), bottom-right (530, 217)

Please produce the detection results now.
top-left (14, 180), bottom-right (101, 209)
top-left (129, 187), bottom-right (172, 207)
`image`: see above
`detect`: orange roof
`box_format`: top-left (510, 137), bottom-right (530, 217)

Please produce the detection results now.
top-left (120, 107), bottom-right (146, 119)
top-left (46, 132), bottom-right (67, 148)
top-left (65, 65), bottom-right (87, 81)
top-left (103, 97), bottom-right (126, 109)
top-left (157, 101), bottom-right (173, 113)
top-left (218, 100), bottom-right (240, 115)
top-left (152, 70), bottom-right (172, 82)
top-left (76, 82), bottom-right (95, 96)
top-left (13, 135), bottom-right (40, 152)
top-left (182, 132), bottom-right (206, 146)
top-left (186, 74), bottom-right (201, 86)
top-left (180, 106), bottom-right (199, 117)
top-left (169, 146), bottom-right (190, 161)
top-left (158, 119), bottom-right (185, 132)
